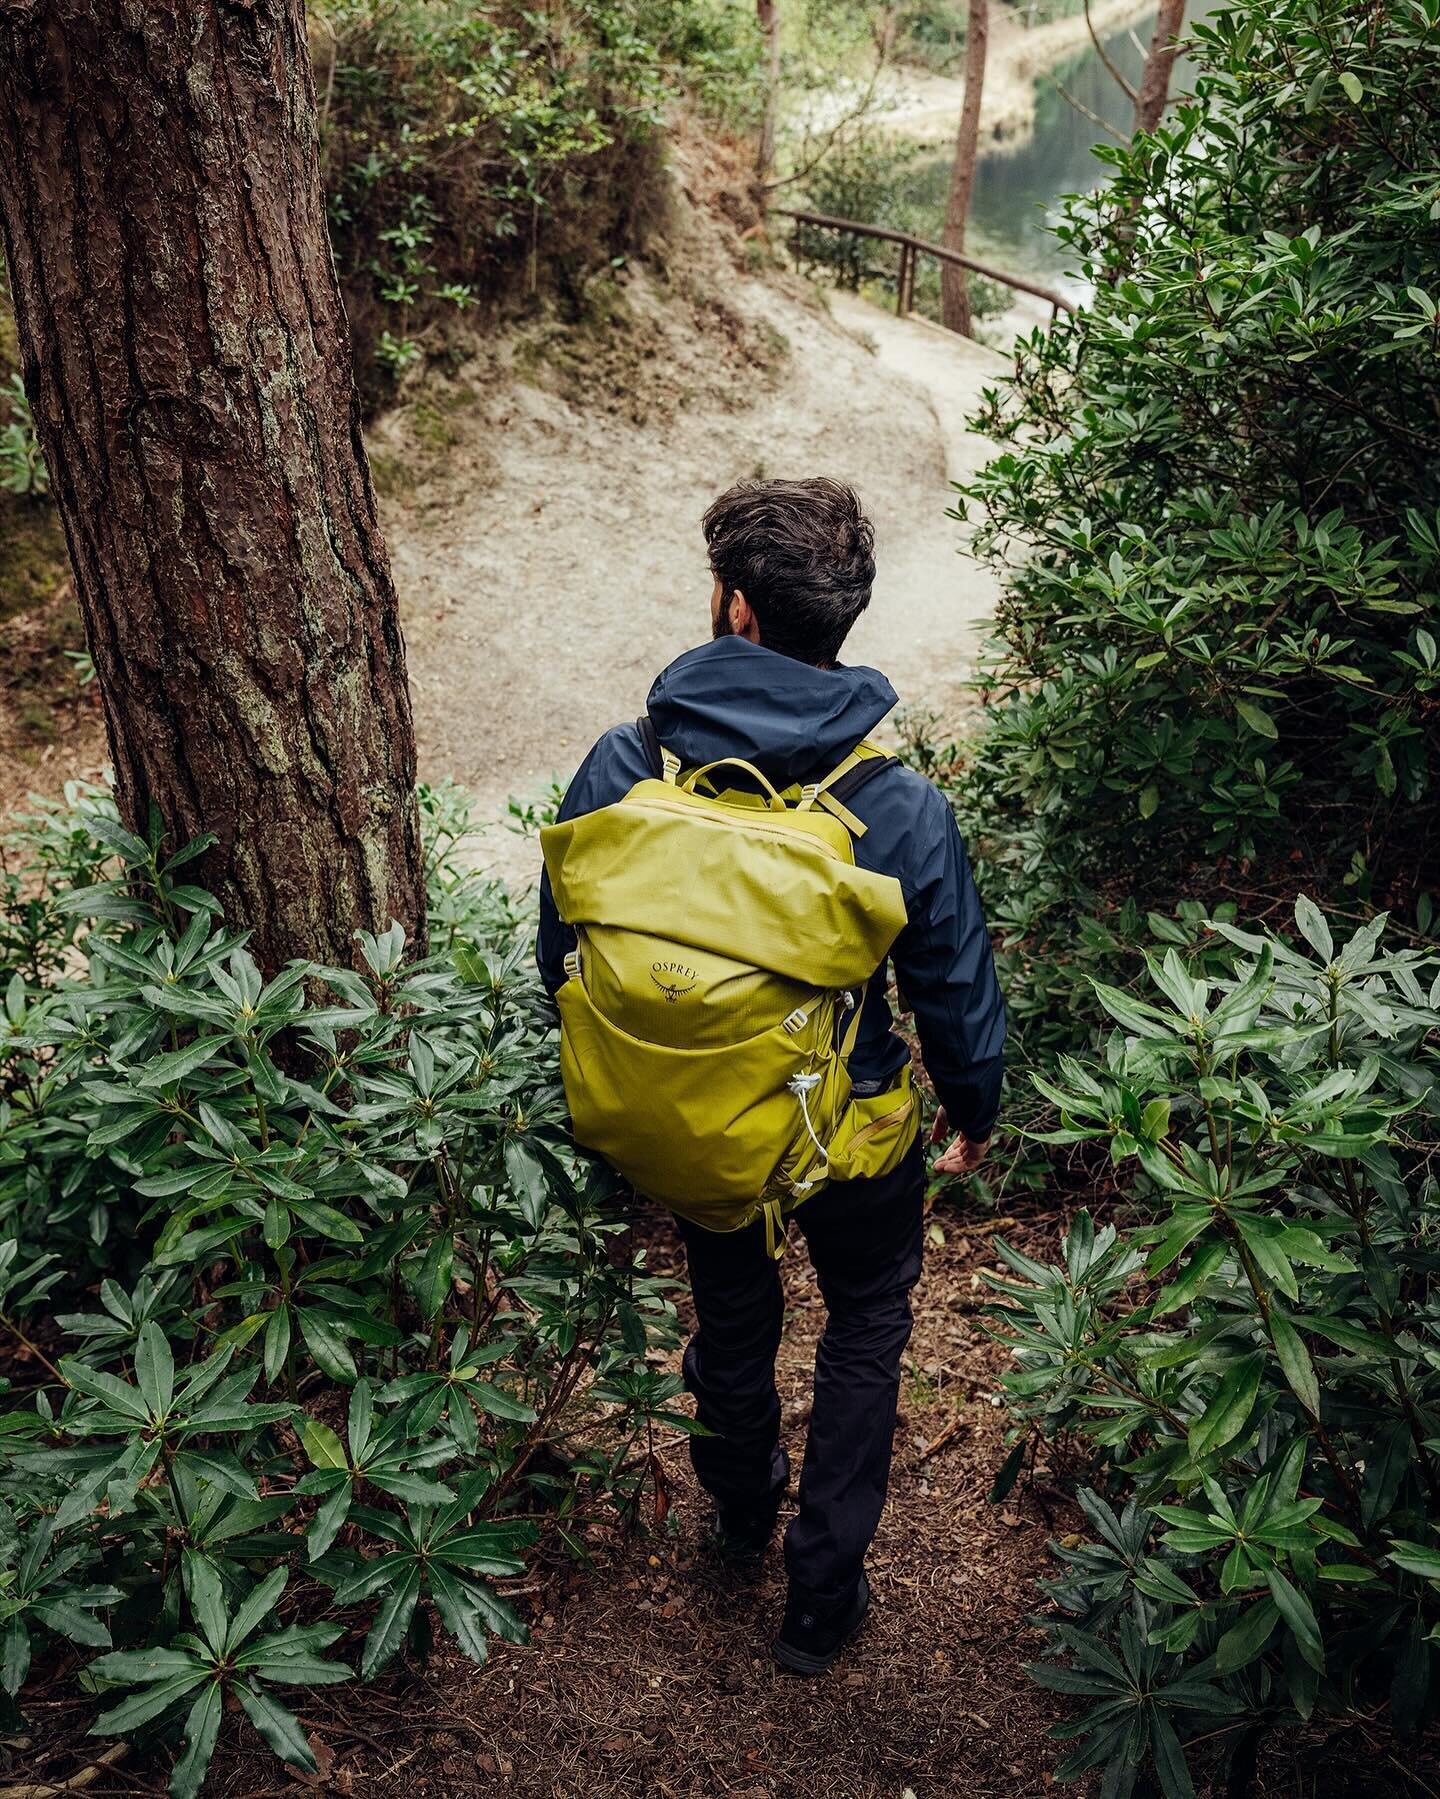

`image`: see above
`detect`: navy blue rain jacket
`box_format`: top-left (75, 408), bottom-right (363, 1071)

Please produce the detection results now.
top-left (535, 636), bottom-right (1006, 1140)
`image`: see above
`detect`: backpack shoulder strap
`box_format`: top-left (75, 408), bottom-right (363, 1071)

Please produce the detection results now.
top-left (796, 739), bottom-right (900, 836)
top-left (635, 714), bottom-right (679, 783)
top-left (826, 743), bottom-right (901, 808)
top-left (636, 714), bottom-right (661, 775)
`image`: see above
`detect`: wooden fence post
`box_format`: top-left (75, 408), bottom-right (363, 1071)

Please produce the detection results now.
top-left (770, 208), bottom-right (1075, 326)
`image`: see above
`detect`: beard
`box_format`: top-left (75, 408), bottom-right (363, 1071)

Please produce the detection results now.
top-left (712, 603), bottom-right (735, 641)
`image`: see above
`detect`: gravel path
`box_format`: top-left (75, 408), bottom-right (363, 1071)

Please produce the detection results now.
top-left (389, 280), bottom-right (1007, 890)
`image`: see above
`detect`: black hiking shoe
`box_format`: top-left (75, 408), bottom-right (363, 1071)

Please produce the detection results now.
top-left (709, 1449), bottom-right (789, 1564)
top-left (771, 1573), bottom-right (871, 1674)
top-left (712, 1490), bottom-right (784, 1562)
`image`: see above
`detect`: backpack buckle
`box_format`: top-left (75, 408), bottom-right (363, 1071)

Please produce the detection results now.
top-left (783, 1006), bottom-right (810, 1034)
top-left (563, 949), bottom-right (582, 980)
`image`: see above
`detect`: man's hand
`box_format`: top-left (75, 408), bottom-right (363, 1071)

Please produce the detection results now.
top-left (929, 1107), bottom-right (990, 1177)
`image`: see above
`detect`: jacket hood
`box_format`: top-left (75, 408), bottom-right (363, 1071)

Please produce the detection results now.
top-left (646, 636), bottom-right (896, 787)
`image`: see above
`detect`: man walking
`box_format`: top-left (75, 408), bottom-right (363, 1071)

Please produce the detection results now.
top-left (537, 477), bottom-right (1005, 1673)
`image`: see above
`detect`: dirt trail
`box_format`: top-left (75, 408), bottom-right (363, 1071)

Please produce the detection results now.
top-left (0, 279), bottom-right (1008, 854)
top-left (389, 280), bottom-right (1005, 889)
top-left (826, 291), bottom-right (1007, 500)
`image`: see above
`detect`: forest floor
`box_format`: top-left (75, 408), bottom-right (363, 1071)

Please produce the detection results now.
top-left (195, 1203), bottom-right (1087, 1799)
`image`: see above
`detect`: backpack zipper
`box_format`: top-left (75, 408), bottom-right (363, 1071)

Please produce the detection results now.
top-left (844, 1095), bottom-right (915, 1153)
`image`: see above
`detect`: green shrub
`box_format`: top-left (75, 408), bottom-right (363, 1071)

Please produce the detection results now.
top-left (988, 899), bottom-right (1440, 1792)
top-left (0, 372), bottom-right (47, 499)
top-left (0, 787), bottom-right (686, 1795)
top-left (794, 128), bottom-right (924, 287)
top-left (792, 128), bottom-right (1009, 324)
top-left (314, 0), bottom-right (763, 390)
top-left (0, 784), bottom-right (115, 985)
top-left (895, 0), bottom-right (967, 72)
top-left (953, 0), bottom-right (1440, 1062)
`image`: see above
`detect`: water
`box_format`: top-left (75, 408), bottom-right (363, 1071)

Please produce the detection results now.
top-left (900, 7), bottom-right (1206, 291)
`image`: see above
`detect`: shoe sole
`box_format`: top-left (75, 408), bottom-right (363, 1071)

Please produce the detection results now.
top-left (770, 1585), bottom-right (871, 1675)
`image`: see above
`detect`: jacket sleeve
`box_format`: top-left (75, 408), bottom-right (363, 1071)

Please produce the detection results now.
top-left (536, 723), bottom-right (654, 994)
top-left (889, 782), bottom-right (1007, 1141)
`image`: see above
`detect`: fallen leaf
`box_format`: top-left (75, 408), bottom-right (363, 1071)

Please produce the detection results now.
top-left (649, 1453), bottom-right (670, 1528)
top-left (287, 1736), bottom-right (336, 1786)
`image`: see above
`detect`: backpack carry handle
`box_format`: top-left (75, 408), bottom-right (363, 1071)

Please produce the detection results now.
top-left (679, 757), bottom-right (788, 811)
top-left (634, 714), bottom-right (899, 823)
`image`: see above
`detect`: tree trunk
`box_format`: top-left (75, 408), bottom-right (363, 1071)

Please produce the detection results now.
top-left (756, 0), bottom-right (781, 181)
top-left (1133, 0), bottom-right (1186, 135)
top-left (0, 0), bottom-right (427, 976)
top-left (941, 0), bottom-right (988, 336)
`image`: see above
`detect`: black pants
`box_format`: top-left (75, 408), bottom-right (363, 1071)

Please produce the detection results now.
top-left (675, 1142), bottom-right (925, 1607)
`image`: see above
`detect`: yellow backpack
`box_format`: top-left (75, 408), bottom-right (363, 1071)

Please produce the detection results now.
top-left (540, 726), bottom-right (921, 1254)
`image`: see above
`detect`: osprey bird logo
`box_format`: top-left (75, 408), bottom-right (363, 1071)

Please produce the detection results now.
top-left (650, 960), bottom-right (698, 1003)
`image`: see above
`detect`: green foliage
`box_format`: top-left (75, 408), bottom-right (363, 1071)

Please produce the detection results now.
top-left (89, 1556), bottom-right (349, 1799)
top-left (0, 787), bottom-right (687, 1794)
top-left (953, 0), bottom-right (1440, 1060)
top-left (417, 777), bottom-right (518, 954)
top-left (0, 783), bottom-right (117, 987)
top-left (795, 130), bottom-right (925, 286)
top-left (793, 128), bottom-right (1010, 323)
top-left (314, 0), bottom-right (763, 386)
top-left (989, 901), bottom-right (1440, 1790)
top-left (0, 372), bottom-right (47, 499)
top-left (894, 0), bottom-right (968, 73)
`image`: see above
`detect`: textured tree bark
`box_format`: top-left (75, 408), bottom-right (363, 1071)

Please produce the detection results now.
top-left (0, 0), bottom-right (427, 975)
top-left (756, 0), bottom-right (781, 181)
top-left (941, 0), bottom-right (988, 336)
top-left (1133, 0), bottom-right (1187, 135)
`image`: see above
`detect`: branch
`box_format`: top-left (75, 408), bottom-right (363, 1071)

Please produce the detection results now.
top-left (0, 1747), bottom-right (130, 1799)
top-left (1040, 70), bottom-right (1128, 142)
top-left (763, 25), bottom-right (892, 193)
top-left (1084, 0), bottom-right (1138, 103)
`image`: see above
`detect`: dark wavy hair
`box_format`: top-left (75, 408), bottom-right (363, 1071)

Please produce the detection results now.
top-left (702, 476), bottom-right (876, 665)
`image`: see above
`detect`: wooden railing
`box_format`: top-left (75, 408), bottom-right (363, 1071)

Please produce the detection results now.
top-left (773, 206), bottom-right (1075, 326)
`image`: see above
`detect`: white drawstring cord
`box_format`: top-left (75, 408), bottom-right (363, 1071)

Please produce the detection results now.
top-left (787, 1071), bottom-right (828, 1193)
